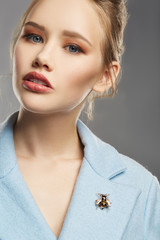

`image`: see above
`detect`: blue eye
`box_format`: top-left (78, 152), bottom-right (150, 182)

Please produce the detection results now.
top-left (23, 34), bottom-right (84, 54)
top-left (23, 34), bottom-right (43, 43)
top-left (66, 44), bottom-right (84, 54)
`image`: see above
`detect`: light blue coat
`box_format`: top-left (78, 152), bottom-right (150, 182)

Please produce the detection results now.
top-left (0, 111), bottom-right (160, 240)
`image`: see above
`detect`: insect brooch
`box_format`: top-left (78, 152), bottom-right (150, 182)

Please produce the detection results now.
top-left (95, 193), bottom-right (112, 210)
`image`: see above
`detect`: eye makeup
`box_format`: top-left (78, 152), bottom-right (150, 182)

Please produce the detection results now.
top-left (23, 21), bottom-right (93, 47)
top-left (21, 30), bottom-right (86, 56)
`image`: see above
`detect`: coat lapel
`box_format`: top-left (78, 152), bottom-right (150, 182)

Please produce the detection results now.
top-left (58, 119), bottom-right (142, 240)
top-left (59, 158), bottom-right (141, 240)
top-left (0, 111), bottom-right (142, 240)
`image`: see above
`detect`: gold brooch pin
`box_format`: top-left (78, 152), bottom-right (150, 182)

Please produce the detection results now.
top-left (95, 193), bottom-right (111, 210)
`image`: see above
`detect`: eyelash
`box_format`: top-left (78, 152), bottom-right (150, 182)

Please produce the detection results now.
top-left (22, 33), bottom-right (85, 54)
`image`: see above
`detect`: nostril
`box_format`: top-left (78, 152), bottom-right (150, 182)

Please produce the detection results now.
top-left (32, 60), bottom-right (39, 68)
top-left (44, 64), bottom-right (49, 69)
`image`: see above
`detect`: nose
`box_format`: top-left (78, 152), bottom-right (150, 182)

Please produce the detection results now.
top-left (32, 45), bottom-right (54, 72)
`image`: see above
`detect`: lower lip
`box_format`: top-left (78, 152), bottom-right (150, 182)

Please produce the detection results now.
top-left (22, 80), bottom-right (53, 93)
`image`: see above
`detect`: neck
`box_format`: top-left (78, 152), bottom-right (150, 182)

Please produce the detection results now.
top-left (13, 107), bottom-right (84, 165)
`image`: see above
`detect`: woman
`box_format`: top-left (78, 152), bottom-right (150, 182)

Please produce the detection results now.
top-left (0, 0), bottom-right (159, 239)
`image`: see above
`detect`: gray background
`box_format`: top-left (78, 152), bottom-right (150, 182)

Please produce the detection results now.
top-left (0, 0), bottom-right (159, 180)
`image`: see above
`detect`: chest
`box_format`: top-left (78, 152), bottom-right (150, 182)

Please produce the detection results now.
top-left (17, 158), bottom-right (82, 239)
top-left (29, 184), bottom-right (72, 239)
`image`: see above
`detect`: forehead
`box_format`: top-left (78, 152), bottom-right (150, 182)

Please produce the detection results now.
top-left (25, 0), bottom-right (104, 48)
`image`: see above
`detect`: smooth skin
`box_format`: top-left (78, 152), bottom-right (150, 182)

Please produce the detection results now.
top-left (12, 0), bottom-right (120, 237)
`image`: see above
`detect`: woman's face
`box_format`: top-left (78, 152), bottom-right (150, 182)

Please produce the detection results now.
top-left (12, 0), bottom-right (105, 115)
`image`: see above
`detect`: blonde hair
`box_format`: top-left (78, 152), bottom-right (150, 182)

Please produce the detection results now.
top-left (10, 0), bottom-right (129, 120)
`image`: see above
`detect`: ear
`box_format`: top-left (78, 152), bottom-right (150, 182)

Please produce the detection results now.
top-left (92, 61), bottom-right (120, 93)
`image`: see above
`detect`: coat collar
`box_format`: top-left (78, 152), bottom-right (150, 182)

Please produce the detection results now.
top-left (0, 110), bottom-right (126, 179)
top-left (0, 111), bottom-right (141, 240)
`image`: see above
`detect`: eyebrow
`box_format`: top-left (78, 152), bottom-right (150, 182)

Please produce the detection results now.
top-left (24, 21), bottom-right (92, 47)
top-left (24, 21), bottom-right (45, 32)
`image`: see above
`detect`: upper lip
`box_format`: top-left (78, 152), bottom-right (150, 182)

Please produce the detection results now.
top-left (23, 71), bottom-right (53, 89)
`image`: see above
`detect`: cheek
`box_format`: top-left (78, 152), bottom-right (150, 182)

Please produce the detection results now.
top-left (57, 57), bottom-right (100, 91)
top-left (55, 57), bottom-right (101, 106)
top-left (13, 43), bottom-right (25, 73)
top-left (13, 41), bottom-right (35, 75)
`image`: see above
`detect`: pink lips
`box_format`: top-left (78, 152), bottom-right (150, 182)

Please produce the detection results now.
top-left (23, 71), bottom-right (53, 89)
